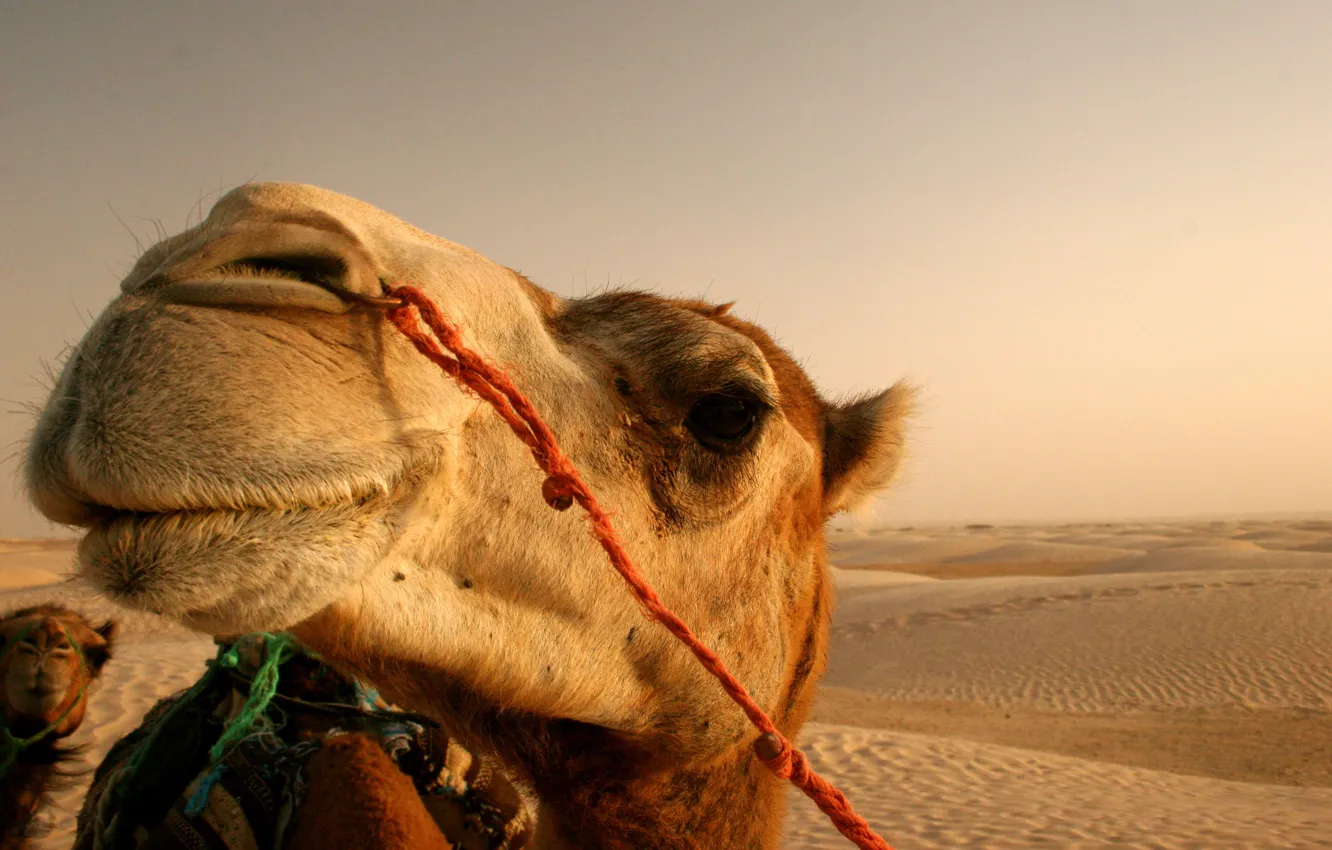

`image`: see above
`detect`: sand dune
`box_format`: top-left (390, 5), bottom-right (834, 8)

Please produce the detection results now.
top-left (829, 568), bottom-right (1332, 711)
top-left (784, 724), bottom-right (1332, 849)
top-left (1155, 536), bottom-right (1267, 550)
top-left (1044, 532), bottom-right (1177, 548)
top-left (0, 539), bottom-right (79, 580)
top-left (1233, 528), bottom-right (1332, 549)
top-left (829, 567), bottom-right (938, 589)
top-left (1092, 545), bottom-right (1332, 574)
top-left (3, 516), bottom-right (1329, 849)
top-left (1064, 534), bottom-right (1268, 552)
top-left (943, 540), bottom-right (1143, 564)
top-left (0, 566), bottom-right (63, 589)
top-left (826, 534), bottom-right (1148, 580)
top-left (1048, 532), bottom-right (1267, 551)
top-left (827, 534), bottom-right (1000, 566)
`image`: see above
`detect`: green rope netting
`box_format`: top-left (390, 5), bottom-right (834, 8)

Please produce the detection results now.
top-left (114, 631), bottom-right (299, 810)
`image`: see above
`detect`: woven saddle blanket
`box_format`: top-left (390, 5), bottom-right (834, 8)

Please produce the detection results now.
top-left (74, 635), bottom-right (532, 850)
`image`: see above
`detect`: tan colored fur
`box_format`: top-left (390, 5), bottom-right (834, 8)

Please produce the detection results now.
top-left (24, 183), bottom-right (912, 848)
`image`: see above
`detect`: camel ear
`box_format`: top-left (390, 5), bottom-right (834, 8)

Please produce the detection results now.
top-left (822, 382), bottom-right (914, 515)
top-left (95, 620), bottom-right (121, 647)
top-left (81, 620), bottom-right (121, 670)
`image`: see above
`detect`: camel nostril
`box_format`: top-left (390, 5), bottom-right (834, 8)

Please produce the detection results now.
top-left (218, 255), bottom-right (404, 310)
top-left (145, 217), bottom-right (392, 313)
top-left (156, 275), bottom-right (354, 313)
top-left (154, 252), bottom-right (402, 314)
top-left (224, 254), bottom-right (347, 287)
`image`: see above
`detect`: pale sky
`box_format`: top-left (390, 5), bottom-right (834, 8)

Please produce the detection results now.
top-left (2, 1), bottom-right (1330, 537)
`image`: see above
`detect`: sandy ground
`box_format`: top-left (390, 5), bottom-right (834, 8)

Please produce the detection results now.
top-left (3, 518), bottom-right (1331, 848)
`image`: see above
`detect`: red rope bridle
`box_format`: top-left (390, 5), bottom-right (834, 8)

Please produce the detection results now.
top-left (383, 284), bottom-right (894, 850)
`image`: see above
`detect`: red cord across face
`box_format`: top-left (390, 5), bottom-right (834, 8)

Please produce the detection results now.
top-left (386, 284), bottom-right (894, 850)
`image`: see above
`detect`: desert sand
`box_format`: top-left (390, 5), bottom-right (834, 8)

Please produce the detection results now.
top-left (4, 518), bottom-right (1331, 848)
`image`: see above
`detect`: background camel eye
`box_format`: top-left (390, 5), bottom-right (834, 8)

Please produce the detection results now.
top-left (685, 392), bottom-right (762, 450)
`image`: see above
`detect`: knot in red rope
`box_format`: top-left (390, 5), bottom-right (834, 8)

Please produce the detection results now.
top-left (541, 474), bottom-right (578, 511)
top-left (754, 732), bottom-right (803, 781)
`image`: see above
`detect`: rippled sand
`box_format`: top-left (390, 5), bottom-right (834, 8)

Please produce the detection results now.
top-left (786, 517), bottom-right (1332, 848)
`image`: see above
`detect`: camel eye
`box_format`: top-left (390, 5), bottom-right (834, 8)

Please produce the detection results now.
top-left (686, 392), bottom-right (762, 451)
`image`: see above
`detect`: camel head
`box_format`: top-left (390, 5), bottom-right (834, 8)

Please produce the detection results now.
top-left (24, 183), bottom-right (910, 800)
top-left (0, 606), bottom-right (118, 738)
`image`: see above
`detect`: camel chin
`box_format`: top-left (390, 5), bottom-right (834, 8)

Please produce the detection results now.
top-left (7, 688), bottom-right (65, 718)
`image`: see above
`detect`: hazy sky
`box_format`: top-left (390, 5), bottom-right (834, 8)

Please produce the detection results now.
top-left (3, 1), bottom-right (1330, 536)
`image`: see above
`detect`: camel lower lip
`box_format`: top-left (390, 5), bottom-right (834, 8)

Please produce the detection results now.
top-left (76, 499), bottom-right (398, 633)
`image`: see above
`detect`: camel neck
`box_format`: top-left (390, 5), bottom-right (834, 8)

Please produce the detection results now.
top-left (528, 741), bottom-right (787, 850)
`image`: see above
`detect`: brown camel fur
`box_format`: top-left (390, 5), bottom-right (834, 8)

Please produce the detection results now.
top-left (0, 606), bottom-right (118, 848)
top-left (24, 183), bottom-right (913, 848)
top-left (288, 734), bottom-right (454, 850)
